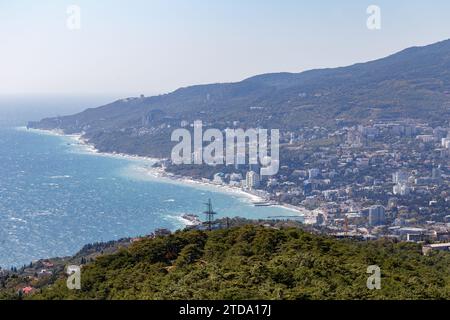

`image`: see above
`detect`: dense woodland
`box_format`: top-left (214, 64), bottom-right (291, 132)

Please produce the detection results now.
top-left (2, 225), bottom-right (449, 300)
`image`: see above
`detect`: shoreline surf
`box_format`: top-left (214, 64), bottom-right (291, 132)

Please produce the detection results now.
top-left (20, 126), bottom-right (309, 216)
top-left (0, 127), bottom-right (310, 267)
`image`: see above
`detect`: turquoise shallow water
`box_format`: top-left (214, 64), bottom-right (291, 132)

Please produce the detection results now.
top-left (0, 127), bottom-right (300, 268)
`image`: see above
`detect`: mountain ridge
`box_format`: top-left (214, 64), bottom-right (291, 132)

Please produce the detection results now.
top-left (29, 39), bottom-right (450, 158)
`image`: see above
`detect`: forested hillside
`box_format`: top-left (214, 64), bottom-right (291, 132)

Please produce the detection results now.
top-left (5, 225), bottom-right (448, 300)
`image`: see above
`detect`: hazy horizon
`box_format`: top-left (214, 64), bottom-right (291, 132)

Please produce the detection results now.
top-left (0, 94), bottom-right (123, 126)
top-left (2, 0), bottom-right (450, 96)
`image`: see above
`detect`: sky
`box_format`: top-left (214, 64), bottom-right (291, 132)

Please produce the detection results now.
top-left (1, 0), bottom-right (450, 96)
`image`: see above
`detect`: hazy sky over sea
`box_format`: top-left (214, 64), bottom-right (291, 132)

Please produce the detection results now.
top-left (1, 0), bottom-right (450, 96)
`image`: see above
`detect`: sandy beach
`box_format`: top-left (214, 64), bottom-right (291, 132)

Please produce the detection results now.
top-left (20, 127), bottom-right (308, 216)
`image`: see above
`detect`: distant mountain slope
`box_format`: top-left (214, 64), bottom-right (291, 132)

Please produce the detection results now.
top-left (29, 39), bottom-right (450, 158)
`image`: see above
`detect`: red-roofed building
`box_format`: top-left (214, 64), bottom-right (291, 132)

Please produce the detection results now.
top-left (22, 286), bottom-right (34, 295)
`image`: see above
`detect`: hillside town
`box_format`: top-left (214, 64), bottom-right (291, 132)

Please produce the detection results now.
top-left (162, 119), bottom-right (450, 246)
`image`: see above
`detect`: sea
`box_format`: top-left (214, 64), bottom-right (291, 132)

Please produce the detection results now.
top-left (0, 95), bottom-right (302, 268)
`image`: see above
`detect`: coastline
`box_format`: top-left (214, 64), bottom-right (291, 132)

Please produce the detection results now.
top-left (20, 126), bottom-right (309, 216)
top-left (1, 126), bottom-right (313, 268)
